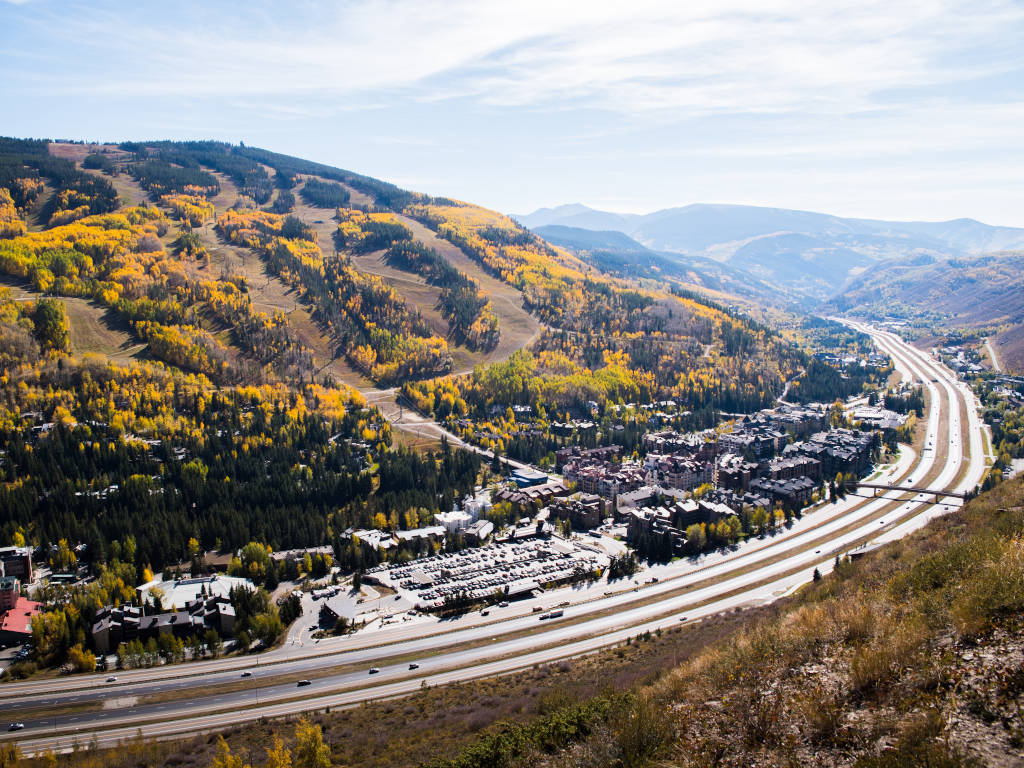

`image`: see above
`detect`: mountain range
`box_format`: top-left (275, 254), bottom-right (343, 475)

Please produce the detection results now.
top-left (515, 203), bottom-right (1024, 306)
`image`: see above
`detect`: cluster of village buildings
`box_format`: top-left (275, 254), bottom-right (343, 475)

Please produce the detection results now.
top-left (4, 396), bottom-right (903, 659)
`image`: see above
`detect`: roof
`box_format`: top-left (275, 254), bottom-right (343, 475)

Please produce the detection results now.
top-left (269, 545), bottom-right (335, 562)
top-left (138, 574), bottom-right (254, 609)
top-left (321, 594), bottom-right (361, 622)
top-left (511, 467), bottom-right (548, 486)
top-left (0, 597), bottom-right (41, 636)
top-left (395, 526), bottom-right (445, 541)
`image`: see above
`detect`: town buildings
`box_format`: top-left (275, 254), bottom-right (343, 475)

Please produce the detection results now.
top-left (90, 594), bottom-right (238, 654)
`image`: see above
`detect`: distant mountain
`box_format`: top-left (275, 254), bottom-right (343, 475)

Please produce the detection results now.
top-left (515, 202), bottom-right (1024, 303)
top-left (825, 250), bottom-right (1024, 372)
top-left (532, 225), bottom-right (652, 255)
top-left (533, 224), bottom-right (784, 307)
top-left (516, 204), bottom-right (638, 232)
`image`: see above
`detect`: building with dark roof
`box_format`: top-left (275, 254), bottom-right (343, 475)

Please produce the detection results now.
top-left (548, 493), bottom-right (605, 530)
top-left (784, 429), bottom-right (876, 477)
top-left (749, 476), bottom-right (817, 507)
top-left (0, 546), bottom-right (32, 581)
top-left (511, 467), bottom-right (549, 487)
top-left (90, 595), bottom-right (236, 653)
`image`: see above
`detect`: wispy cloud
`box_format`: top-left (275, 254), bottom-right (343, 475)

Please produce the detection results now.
top-left (5, 0), bottom-right (1022, 116)
top-left (2, 0), bottom-right (1023, 224)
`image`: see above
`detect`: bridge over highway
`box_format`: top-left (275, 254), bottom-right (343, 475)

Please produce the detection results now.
top-left (851, 481), bottom-right (967, 501)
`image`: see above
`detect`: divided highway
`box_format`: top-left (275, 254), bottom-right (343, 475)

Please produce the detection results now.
top-left (0, 324), bottom-right (992, 753)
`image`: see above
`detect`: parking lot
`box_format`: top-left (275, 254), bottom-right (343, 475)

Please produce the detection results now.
top-left (367, 537), bottom-right (607, 611)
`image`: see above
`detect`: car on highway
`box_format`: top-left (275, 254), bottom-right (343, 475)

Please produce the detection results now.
top-left (7, 723), bottom-right (24, 731)
top-left (369, 667), bottom-right (380, 674)
top-left (105, 676), bottom-right (117, 682)
top-left (297, 680), bottom-right (311, 686)
top-left (498, 601), bottom-right (509, 608)
top-left (408, 663), bottom-right (420, 670)
top-left (240, 671), bottom-right (253, 678)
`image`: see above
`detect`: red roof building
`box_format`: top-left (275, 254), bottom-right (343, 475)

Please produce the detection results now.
top-left (0, 596), bottom-right (41, 644)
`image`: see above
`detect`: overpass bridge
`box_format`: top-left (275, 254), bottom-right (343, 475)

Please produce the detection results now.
top-left (849, 481), bottom-right (966, 501)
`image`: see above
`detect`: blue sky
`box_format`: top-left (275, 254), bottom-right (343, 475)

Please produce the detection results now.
top-left (3, 0), bottom-right (1024, 225)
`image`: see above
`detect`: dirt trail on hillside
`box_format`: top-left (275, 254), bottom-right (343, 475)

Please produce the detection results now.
top-left (279, 183), bottom-right (545, 446)
top-left (196, 173), bottom-right (372, 387)
top-left (1, 276), bottom-right (144, 363)
top-left (292, 184), bottom-right (541, 375)
top-left (393, 214), bottom-right (542, 371)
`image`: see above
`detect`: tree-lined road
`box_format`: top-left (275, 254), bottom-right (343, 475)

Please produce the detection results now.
top-left (0, 323), bottom-right (991, 754)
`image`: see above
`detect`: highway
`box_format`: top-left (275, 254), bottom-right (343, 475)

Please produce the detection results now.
top-left (0, 323), bottom-right (992, 753)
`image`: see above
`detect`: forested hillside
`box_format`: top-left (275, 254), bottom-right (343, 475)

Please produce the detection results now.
top-left (0, 138), bottom-right (491, 581)
top-left (0, 136), bottom-right (805, 579)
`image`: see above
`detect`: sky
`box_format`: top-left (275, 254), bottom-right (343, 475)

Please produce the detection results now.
top-left (3, 0), bottom-right (1024, 226)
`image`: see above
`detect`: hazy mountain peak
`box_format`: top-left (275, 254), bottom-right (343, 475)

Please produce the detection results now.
top-left (517, 201), bottom-right (1024, 304)
top-left (511, 203), bottom-right (596, 228)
